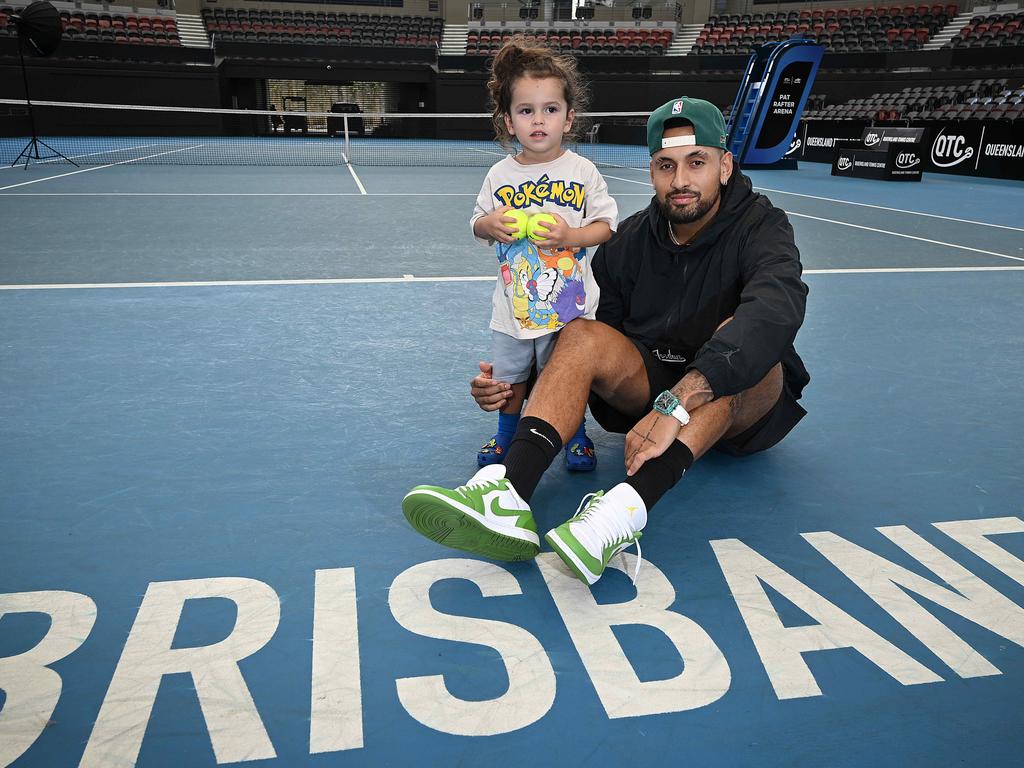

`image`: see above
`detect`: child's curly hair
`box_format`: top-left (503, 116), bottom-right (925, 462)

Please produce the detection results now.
top-left (487, 37), bottom-right (590, 150)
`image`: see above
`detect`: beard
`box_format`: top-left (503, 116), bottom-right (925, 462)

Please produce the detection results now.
top-left (658, 186), bottom-right (720, 225)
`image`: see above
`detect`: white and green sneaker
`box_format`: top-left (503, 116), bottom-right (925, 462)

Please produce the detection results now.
top-left (544, 484), bottom-right (647, 585)
top-left (402, 464), bottom-right (540, 562)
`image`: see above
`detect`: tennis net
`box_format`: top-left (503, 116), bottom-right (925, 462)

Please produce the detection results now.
top-left (0, 99), bottom-right (651, 167)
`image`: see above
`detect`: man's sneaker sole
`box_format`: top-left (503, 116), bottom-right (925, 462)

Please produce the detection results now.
top-left (544, 529), bottom-right (600, 585)
top-left (403, 489), bottom-right (540, 562)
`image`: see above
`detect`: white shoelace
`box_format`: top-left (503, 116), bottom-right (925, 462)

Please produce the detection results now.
top-left (460, 477), bottom-right (526, 513)
top-left (461, 478), bottom-right (499, 493)
top-left (572, 493), bottom-right (643, 584)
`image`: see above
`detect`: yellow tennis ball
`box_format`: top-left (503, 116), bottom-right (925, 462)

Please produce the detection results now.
top-left (505, 209), bottom-right (529, 240)
top-left (528, 213), bottom-right (557, 242)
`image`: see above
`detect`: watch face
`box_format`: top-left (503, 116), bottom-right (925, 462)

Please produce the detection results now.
top-left (654, 390), bottom-right (679, 414)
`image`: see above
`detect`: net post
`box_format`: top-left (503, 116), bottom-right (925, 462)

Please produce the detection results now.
top-left (344, 115), bottom-right (351, 162)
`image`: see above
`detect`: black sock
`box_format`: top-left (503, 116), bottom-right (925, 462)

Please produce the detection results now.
top-left (503, 416), bottom-right (563, 502)
top-left (625, 440), bottom-right (695, 510)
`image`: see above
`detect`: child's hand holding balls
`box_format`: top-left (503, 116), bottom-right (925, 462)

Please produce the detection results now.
top-left (503, 209), bottom-right (530, 240)
top-left (479, 206), bottom-right (528, 243)
top-left (479, 208), bottom-right (574, 246)
top-left (527, 213), bottom-right (557, 241)
top-left (527, 211), bottom-right (572, 247)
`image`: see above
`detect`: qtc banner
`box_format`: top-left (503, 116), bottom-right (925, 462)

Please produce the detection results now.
top-left (861, 126), bottom-right (927, 151)
top-left (831, 146), bottom-right (923, 181)
top-left (796, 119), bottom-right (1024, 181)
top-left (796, 120), bottom-right (871, 162)
top-left (922, 120), bottom-right (1024, 180)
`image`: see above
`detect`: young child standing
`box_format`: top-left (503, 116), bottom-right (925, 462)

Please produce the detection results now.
top-left (470, 38), bottom-right (618, 471)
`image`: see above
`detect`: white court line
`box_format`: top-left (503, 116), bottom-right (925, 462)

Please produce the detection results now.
top-left (785, 211), bottom-right (1024, 263)
top-left (464, 147), bottom-right (649, 174)
top-left (0, 276), bottom-right (494, 290)
top-left (0, 191), bottom-right (469, 196)
top-left (593, 170), bottom-right (1024, 233)
top-left (466, 148), bottom-right (507, 158)
top-left (805, 266), bottom-right (1024, 274)
top-left (545, 164), bottom-right (1023, 264)
top-left (754, 185), bottom-right (1024, 233)
top-left (0, 191), bottom-right (658, 196)
top-left (0, 143), bottom-right (163, 170)
top-left (3, 266), bottom-right (1023, 291)
top-left (393, 169), bottom-right (1018, 263)
top-left (341, 152), bottom-right (367, 195)
top-left (0, 145), bottom-right (206, 191)
top-left (3, 153), bottom-right (1016, 233)
top-left (602, 173), bottom-right (654, 186)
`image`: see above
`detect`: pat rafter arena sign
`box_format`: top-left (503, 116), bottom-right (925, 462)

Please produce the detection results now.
top-left (794, 119), bottom-right (1024, 181)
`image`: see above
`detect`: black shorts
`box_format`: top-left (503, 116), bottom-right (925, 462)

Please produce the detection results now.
top-left (588, 339), bottom-right (807, 457)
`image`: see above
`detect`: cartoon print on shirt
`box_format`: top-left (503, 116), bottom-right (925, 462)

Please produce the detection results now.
top-left (499, 237), bottom-right (586, 331)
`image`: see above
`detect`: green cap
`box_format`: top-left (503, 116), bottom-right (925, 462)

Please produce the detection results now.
top-left (647, 97), bottom-right (728, 155)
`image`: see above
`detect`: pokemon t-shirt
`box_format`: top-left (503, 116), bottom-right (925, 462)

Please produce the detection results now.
top-left (470, 150), bottom-right (618, 340)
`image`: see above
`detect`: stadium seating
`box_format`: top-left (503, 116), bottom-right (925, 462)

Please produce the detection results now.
top-left (465, 25), bottom-right (673, 55)
top-left (201, 8), bottom-right (443, 48)
top-left (0, 6), bottom-right (181, 46)
top-left (944, 10), bottom-right (1024, 48)
top-left (692, 4), bottom-right (957, 54)
top-left (800, 78), bottom-right (1024, 121)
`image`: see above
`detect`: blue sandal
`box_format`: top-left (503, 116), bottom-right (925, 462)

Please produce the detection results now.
top-left (564, 435), bottom-right (596, 472)
top-left (477, 435), bottom-right (510, 467)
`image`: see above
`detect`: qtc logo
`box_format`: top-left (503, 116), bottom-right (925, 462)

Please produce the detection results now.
top-left (931, 129), bottom-right (975, 168)
top-left (895, 152), bottom-right (920, 169)
top-left (786, 138), bottom-right (802, 157)
top-left (836, 156), bottom-right (853, 171)
top-left (864, 132), bottom-right (881, 147)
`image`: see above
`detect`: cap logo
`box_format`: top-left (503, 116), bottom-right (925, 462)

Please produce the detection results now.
top-left (671, 100), bottom-right (683, 115)
top-left (662, 135), bottom-right (697, 149)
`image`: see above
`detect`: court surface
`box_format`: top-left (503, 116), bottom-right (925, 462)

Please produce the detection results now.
top-left (1, 156), bottom-right (1023, 767)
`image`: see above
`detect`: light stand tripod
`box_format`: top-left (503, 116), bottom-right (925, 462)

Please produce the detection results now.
top-left (11, 4), bottom-right (78, 169)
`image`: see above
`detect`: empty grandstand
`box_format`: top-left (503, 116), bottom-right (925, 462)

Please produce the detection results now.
top-left (0, 0), bottom-right (1021, 180)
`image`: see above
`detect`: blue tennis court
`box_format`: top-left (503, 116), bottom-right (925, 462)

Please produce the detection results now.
top-left (1, 156), bottom-right (1023, 767)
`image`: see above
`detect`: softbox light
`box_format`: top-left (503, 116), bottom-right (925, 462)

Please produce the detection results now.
top-left (9, 1), bottom-right (75, 168)
top-left (13, 1), bottom-right (62, 56)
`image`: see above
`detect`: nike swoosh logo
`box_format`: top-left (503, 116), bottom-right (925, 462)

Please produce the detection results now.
top-left (530, 428), bottom-right (555, 448)
top-left (489, 497), bottom-right (523, 519)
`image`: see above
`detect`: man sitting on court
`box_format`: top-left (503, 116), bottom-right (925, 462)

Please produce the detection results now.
top-left (402, 97), bottom-right (810, 585)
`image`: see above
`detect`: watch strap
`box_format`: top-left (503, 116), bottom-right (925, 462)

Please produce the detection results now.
top-left (670, 404), bottom-right (690, 426)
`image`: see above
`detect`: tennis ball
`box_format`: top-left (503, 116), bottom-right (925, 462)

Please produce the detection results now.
top-left (504, 209), bottom-right (529, 240)
top-left (528, 213), bottom-right (557, 242)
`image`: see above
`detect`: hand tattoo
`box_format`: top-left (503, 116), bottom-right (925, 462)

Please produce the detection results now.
top-left (628, 416), bottom-right (662, 462)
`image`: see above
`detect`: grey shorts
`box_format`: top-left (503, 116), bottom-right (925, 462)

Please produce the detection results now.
top-left (491, 331), bottom-right (559, 384)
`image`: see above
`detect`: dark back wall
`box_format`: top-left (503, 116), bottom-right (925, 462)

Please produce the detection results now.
top-left (0, 59), bottom-right (220, 107)
top-left (0, 59), bottom-right (222, 136)
top-left (2, 54), bottom-right (1020, 138)
top-left (434, 72), bottom-right (744, 114)
top-left (435, 68), bottom-right (1022, 115)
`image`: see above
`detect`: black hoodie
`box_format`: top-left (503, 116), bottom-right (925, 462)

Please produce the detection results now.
top-left (592, 169), bottom-right (809, 400)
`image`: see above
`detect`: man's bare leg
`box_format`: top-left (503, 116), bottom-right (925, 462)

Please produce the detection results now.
top-left (525, 317), bottom-right (783, 464)
top-left (543, 342), bottom-right (786, 585)
top-left (522, 319), bottom-right (651, 442)
top-left (673, 362), bottom-right (783, 461)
